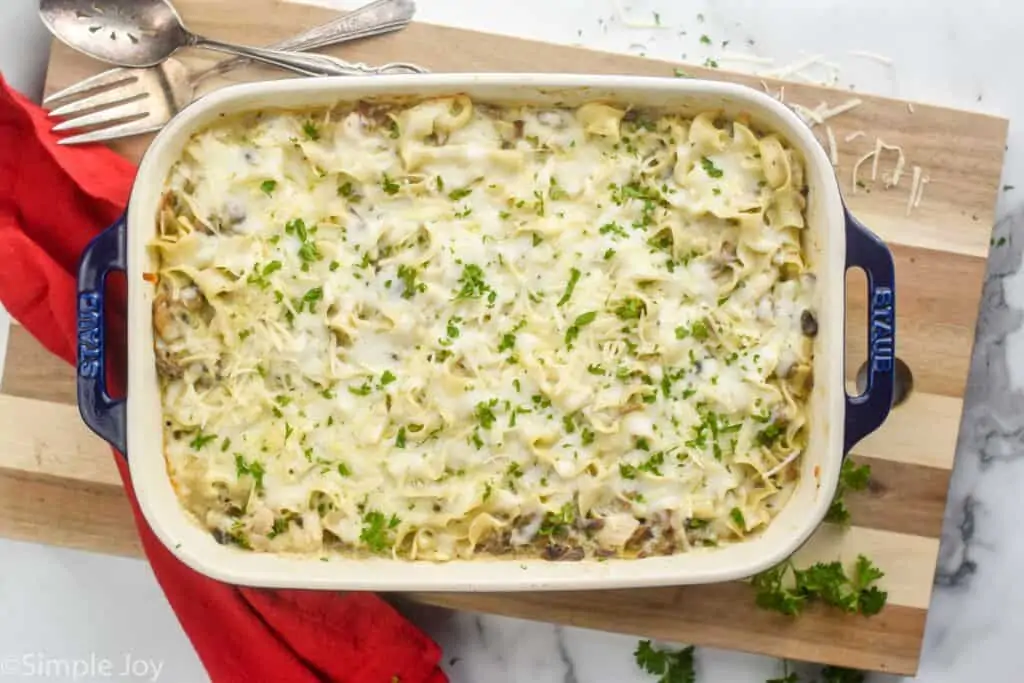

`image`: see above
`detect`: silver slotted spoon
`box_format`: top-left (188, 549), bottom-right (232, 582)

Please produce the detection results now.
top-left (43, 0), bottom-right (424, 144)
top-left (40, 0), bottom-right (422, 78)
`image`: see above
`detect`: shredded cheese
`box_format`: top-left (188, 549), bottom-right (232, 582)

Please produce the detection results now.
top-left (825, 126), bottom-right (838, 167)
top-left (914, 174), bottom-right (930, 208)
top-left (851, 149), bottom-right (877, 194)
top-left (818, 98), bottom-right (863, 121)
top-left (906, 165), bottom-right (923, 215)
top-left (844, 131), bottom-right (866, 143)
top-left (848, 50), bottom-right (894, 66)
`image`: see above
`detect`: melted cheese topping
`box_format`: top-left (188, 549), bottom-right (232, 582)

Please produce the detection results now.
top-left (151, 97), bottom-right (816, 562)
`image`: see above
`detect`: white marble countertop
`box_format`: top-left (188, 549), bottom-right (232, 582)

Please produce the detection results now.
top-left (1, 0), bottom-right (1022, 681)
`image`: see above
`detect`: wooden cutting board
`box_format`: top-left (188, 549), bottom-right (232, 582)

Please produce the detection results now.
top-left (14, 0), bottom-right (1006, 675)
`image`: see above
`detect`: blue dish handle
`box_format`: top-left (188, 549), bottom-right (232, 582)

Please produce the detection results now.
top-left (844, 209), bottom-right (896, 453)
top-left (77, 215), bottom-right (127, 455)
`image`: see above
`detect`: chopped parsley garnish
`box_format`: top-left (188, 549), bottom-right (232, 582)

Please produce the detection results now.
top-left (825, 458), bottom-right (872, 524)
top-left (298, 241), bottom-right (321, 263)
top-left (614, 297), bottom-right (646, 320)
top-left (619, 463), bottom-right (638, 479)
top-left (247, 261), bottom-right (282, 289)
top-left (565, 311), bottom-right (597, 345)
top-left (302, 121), bottom-right (320, 141)
top-left (562, 414), bottom-right (577, 434)
top-left (700, 156), bottom-right (724, 178)
top-left (338, 181), bottom-right (356, 199)
top-left (699, 34), bottom-right (712, 45)
top-left (600, 221), bottom-right (628, 238)
top-left (234, 454), bottom-right (265, 492)
top-left (581, 428), bottom-right (595, 445)
top-left (675, 319), bottom-right (710, 341)
top-left (537, 502), bottom-right (575, 537)
top-left (475, 399), bottom-right (498, 429)
top-left (188, 431), bottom-right (217, 450)
top-left (380, 370), bottom-right (397, 386)
top-left (637, 451), bottom-right (664, 475)
top-left (587, 363), bottom-right (605, 375)
top-left (548, 177), bottom-right (569, 200)
top-left (454, 263), bottom-right (491, 299)
top-left (604, 248), bottom-right (616, 260)
top-left (300, 286), bottom-right (323, 312)
top-left (634, 641), bottom-right (696, 683)
top-left (756, 422), bottom-right (784, 447)
top-left (730, 507), bottom-right (745, 528)
top-left (381, 173), bottom-right (401, 195)
top-left (498, 332), bottom-right (517, 353)
top-left (348, 381), bottom-right (372, 396)
top-left (360, 510), bottom-right (400, 553)
top-left (558, 267), bottom-right (582, 306)
top-left (397, 264), bottom-right (427, 299)
top-left (329, 260), bottom-right (340, 272)
top-left (532, 189), bottom-right (546, 216)
top-left (448, 187), bottom-right (473, 201)
top-left (445, 316), bottom-right (462, 340)
top-left (286, 219), bottom-right (305, 242)
top-left (260, 179), bottom-right (277, 196)
top-left (395, 426), bottom-right (407, 448)
top-left (337, 463), bottom-right (351, 477)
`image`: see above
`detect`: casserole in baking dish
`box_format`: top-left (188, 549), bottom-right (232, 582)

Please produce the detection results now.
top-left (77, 74), bottom-right (895, 591)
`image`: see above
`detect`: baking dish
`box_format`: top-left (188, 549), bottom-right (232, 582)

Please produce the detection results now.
top-left (76, 74), bottom-right (895, 591)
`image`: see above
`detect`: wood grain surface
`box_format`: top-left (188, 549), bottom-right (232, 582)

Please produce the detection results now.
top-left (6, 0), bottom-right (1006, 674)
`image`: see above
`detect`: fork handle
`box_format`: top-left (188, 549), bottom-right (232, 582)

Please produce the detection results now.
top-left (194, 0), bottom-right (416, 82)
top-left (195, 38), bottom-right (424, 77)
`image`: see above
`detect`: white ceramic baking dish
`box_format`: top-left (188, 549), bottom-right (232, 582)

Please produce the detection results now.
top-left (76, 74), bottom-right (895, 591)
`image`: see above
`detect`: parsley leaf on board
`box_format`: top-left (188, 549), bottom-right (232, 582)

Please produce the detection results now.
top-left (634, 640), bottom-right (696, 683)
top-left (825, 458), bottom-right (872, 524)
top-left (750, 555), bottom-right (887, 617)
top-left (820, 666), bottom-right (866, 683)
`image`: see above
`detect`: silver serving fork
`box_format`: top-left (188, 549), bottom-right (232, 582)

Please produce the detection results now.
top-left (44, 0), bottom-right (422, 145)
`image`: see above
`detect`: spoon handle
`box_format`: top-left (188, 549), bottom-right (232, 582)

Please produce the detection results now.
top-left (195, 38), bottom-right (426, 76)
top-left (195, 0), bottom-right (416, 81)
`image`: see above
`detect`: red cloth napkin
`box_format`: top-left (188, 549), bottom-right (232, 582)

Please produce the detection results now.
top-left (0, 73), bottom-right (447, 683)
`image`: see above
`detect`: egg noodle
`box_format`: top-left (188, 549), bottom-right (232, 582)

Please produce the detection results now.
top-left (151, 96), bottom-right (816, 562)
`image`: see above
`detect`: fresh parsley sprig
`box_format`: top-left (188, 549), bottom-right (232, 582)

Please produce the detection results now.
top-left (825, 459), bottom-right (872, 524)
top-left (634, 641), bottom-right (696, 683)
top-left (750, 554), bottom-right (887, 617)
